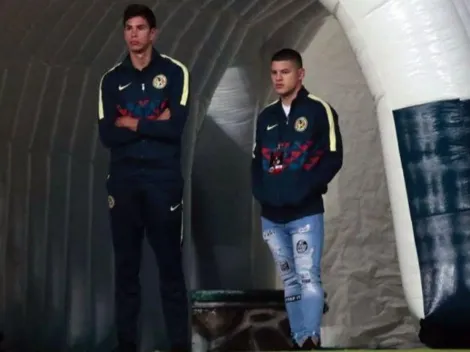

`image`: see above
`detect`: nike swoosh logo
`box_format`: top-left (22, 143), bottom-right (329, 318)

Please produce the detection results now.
top-left (267, 124), bottom-right (278, 130)
top-left (170, 203), bottom-right (181, 211)
top-left (118, 82), bottom-right (131, 91)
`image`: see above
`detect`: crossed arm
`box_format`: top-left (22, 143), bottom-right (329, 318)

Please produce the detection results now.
top-left (97, 63), bottom-right (190, 148)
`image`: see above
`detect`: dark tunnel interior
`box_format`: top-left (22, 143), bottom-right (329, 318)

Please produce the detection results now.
top-left (0, 0), bottom-right (332, 350)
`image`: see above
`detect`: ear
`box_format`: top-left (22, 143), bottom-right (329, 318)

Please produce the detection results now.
top-left (298, 67), bottom-right (305, 80)
top-left (150, 28), bottom-right (159, 41)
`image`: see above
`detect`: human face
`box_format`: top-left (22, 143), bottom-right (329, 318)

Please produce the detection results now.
top-left (271, 60), bottom-right (304, 97)
top-left (124, 16), bottom-right (157, 53)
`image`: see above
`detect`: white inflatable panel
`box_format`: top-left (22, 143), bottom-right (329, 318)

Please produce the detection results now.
top-left (452, 0), bottom-right (470, 38)
top-left (320, 0), bottom-right (470, 320)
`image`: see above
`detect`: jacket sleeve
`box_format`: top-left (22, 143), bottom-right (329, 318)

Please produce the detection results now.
top-left (137, 61), bottom-right (190, 143)
top-left (297, 102), bottom-right (343, 200)
top-left (97, 72), bottom-right (138, 149)
top-left (251, 114), bottom-right (278, 205)
top-left (251, 116), bottom-right (265, 202)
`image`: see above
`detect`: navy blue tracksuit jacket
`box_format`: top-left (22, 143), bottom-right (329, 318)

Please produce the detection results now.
top-left (98, 48), bottom-right (189, 181)
top-left (251, 86), bottom-right (343, 223)
top-left (97, 48), bottom-right (190, 350)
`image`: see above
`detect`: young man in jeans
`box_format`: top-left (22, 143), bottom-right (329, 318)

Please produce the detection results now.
top-left (251, 48), bottom-right (343, 349)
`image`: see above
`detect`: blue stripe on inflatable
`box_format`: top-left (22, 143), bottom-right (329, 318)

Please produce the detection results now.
top-left (393, 99), bottom-right (470, 339)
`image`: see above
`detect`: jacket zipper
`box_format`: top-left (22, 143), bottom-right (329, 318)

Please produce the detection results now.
top-left (276, 101), bottom-right (297, 206)
top-left (275, 106), bottom-right (292, 206)
top-left (140, 75), bottom-right (147, 154)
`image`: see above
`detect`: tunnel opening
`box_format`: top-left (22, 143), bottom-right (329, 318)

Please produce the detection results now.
top-left (190, 0), bottom-right (420, 349)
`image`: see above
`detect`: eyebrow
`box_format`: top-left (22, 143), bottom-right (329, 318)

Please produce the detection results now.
top-left (271, 68), bottom-right (291, 72)
top-left (126, 24), bottom-right (147, 28)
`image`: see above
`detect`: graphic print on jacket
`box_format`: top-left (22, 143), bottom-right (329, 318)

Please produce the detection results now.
top-left (117, 99), bottom-right (169, 120)
top-left (251, 86), bottom-right (343, 222)
top-left (260, 140), bottom-right (324, 171)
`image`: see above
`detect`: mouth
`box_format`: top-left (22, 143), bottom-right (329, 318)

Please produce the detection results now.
top-left (275, 84), bottom-right (284, 89)
top-left (130, 41), bottom-right (139, 46)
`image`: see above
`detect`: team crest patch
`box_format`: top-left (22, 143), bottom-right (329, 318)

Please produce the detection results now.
top-left (153, 74), bottom-right (167, 89)
top-left (294, 117), bottom-right (308, 132)
top-left (108, 195), bottom-right (115, 209)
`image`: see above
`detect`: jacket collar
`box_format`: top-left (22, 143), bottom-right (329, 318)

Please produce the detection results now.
top-left (122, 47), bottom-right (161, 71)
top-left (274, 85), bottom-right (309, 107)
top-left (296, 85), bottom-right (309, 99)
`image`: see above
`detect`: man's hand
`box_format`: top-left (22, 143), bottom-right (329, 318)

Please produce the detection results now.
top-left (115, 116), bottom-right (138, 131)
top-left (116, 108), bottom-right (171, 130)
top-left (157, 108), bottom-right (171, 120)
top-left (148, 108), bottom-right (171, 121)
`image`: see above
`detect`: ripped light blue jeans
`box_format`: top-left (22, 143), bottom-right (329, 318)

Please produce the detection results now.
top-left (261, 214), bottom-right (324, 345)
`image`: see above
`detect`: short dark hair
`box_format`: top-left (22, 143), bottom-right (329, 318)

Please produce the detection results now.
top-left (123, 4), bottom-right (157, 28)
top-left (271, 48), bottom-right (303, 68)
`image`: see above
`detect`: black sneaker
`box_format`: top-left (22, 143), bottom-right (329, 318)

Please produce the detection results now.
top-left (291, 340), bottom-right (303, 350)
top-left (303, 337), bottom-right (321, 349)
top-left (169, 348), bottom-right (190, 352)
top-left (112, 341), bottom-right (137, 352)
top-left (292, 336), bottom-right (321, 350)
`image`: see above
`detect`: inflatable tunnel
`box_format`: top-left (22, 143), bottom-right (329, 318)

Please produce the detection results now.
top-left (1, 0), bottom-right (470, 350)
